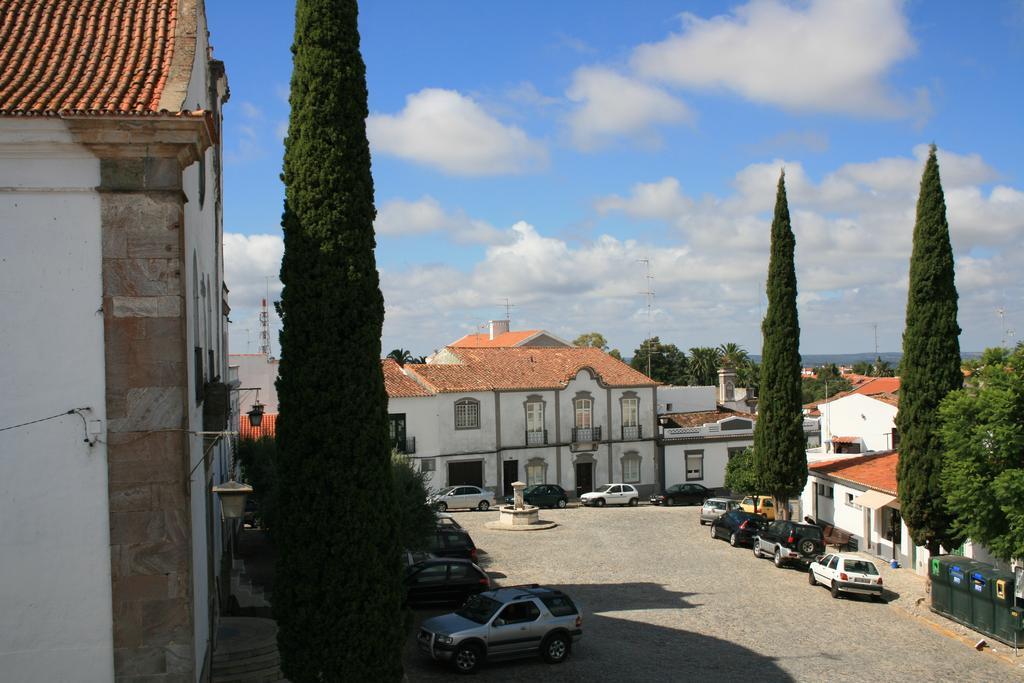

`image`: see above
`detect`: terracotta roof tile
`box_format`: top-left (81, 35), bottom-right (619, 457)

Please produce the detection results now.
top-left (831, 436), bottom-right (860, 444)
top-left (449, 330), bottom-right (543, 348)
top-left (813, 377), bottom-right (901, 409)
top-left (0, 0), bottom-right (182, 115)
top-left (382, 358), bottom-right (432, 398)
top-left (407, 347), bottom-right (656, 393)
top-left (239, 413), bottom-right (276, 441)
top-left (809, 451), bottom-right (899, 495)
top-left (663, 408), bottom-right (753, 428)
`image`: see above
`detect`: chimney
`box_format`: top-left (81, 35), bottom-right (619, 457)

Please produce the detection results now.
top-left (718, 366), bottom-right (736, 403)
top-left (488, 319), bottom-right (510, 340)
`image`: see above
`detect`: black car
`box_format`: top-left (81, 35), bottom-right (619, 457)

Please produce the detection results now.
top-left (429, 528), bottom-right (479, 563)
top-left (709, 510), bottom-right (767, 547)
top-left (649, 483), bottom-right (713, 506)
top-left (404, 558), bottom-right (491, 607)
top-left (752, 520), bottom-right (826, 567)
top-left (503, 484), bottom-right (569, 509)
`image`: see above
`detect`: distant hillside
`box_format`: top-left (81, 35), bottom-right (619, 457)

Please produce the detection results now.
top-left (623, 351), bottom-right (981, 367)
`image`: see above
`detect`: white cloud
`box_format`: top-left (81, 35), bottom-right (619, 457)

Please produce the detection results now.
top-left (565, 67), bottom-right (693, 150)
top-left (595, 177), bottom-right (693, 220)
top-left (375, 196), bottom-right (511, 245)
top-left (631, 0), bottom-right (922, 118)
top-left (367, 88), bottom-right (547, 175)
top-left (223, 233), bottom-right (284, 355)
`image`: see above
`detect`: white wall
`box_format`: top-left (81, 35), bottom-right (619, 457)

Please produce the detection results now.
top-left (0, 119), bottom-right (115, 681)
top-left (664, 437), bottom-right (752, 489)
top-left (657, 385), bottom-right (716, 414)
top-left (229, 354), bottom-right (280, 413)
top-left (819, 394), bottom-right (898, 453)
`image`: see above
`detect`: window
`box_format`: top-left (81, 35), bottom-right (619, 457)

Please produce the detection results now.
top-left (828, 555), bottom-right (840, 570)
top-left (621, 396), bottom-right (640, 439)
top-left (525, 399), bottom-right (545, 445)
top-left (410, 564), bottom-right (447, 585)
top-left (420, 458), bottom-right (435, 473)
top-left (817, 483), bottom-right (825, 496)
top-left (845, 492), bottom-right (856, 507)
top-left (685, 450), bottom-right (704, 481)
top-left (827, 486), bottom-right (834, 499)
top-left (526, 461), bottom-right (545, 485)
top-left (574, 398), bottom-right (592, 428)
top-left (454, 398), bottom-right (480, 429)
top-left (496, 601), bottom-right (540, 624)
top-left (622, 454), bottom-right (641, 483)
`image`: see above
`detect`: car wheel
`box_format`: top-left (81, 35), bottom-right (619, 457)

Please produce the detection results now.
top-left (753, 543), bottom-right (762, 559)
top-left (595, 498), bottom-right (606, 507)
top-left (830, 581), bottom-right (840, 599)
top-left (556, 499), bottom-right (567, 509)
top-left (729, 532), bottom-right (739, 548)
top-left (709, 523), bottom-right (717, 539)
top-left (628, 498), bottom-right (638, 507)
top-left (665, 497), bottom-right (674, 507)
top-left (774, 548), bottom-right (785, 568)
top-left (453, 643), bottom-right (483, 674)
top-left (799, 539), bottom-right (816, 555)
top-left (808, 569), bottom-right (817, 586)
top-left (437, 502), bottom-right (447, 512)
top-left (478, 500), bottom-right (490, 512)
top-left (541, 633), bottom-right (570, 664)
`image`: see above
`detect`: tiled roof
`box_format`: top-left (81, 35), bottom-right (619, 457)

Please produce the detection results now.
top-left (663, 408), bottom-right (753, 428)
top-left (0, 0), bottom-right (190, 115)
top-left (239, 413), bottom-right (277, 441)
top-left (406, 347), bottom-right (656, 393)
top-left (813, 376), bottom-right (901, 409)
top-left (831, 436), bottom-right (860, 444)
top-left (450, 330), bottom-right (543, 348)
top-left (382, 358), bottom-right (432, 398)
top-left (809, 451), bottom-right (899, 495)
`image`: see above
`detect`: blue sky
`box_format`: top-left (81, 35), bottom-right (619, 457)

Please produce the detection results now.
top-left (210, 0), bottom-right (1024, 358)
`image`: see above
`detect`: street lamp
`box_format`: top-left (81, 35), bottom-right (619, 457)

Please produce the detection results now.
top-left (212, 479), bottom-right (253, 519)
top-left (247, 400), bottom-right (265, 427)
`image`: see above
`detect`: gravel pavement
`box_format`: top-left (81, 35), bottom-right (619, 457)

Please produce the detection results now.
top-left (404, 505), bottom-right (1024, 682)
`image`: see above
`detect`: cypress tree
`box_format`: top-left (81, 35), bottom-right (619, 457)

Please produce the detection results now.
top-left (896, 144), bottom-right (963, 556)
top-left (274, 1), bottom-right (403, 680)
top-left (753, 171), bottom-right (806, 519)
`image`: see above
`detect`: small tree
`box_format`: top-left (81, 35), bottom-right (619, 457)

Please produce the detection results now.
top-left (896, 145), bottom-right (963, 555)
top-left (387, 348), bottom-right (414, 366)
top-left (237, 436), bottom-right (279, 531)
top-left (939, 346), bottom-right (1024, 562)
top-left (688, 346), bottom-right (723, 386)
top-left (725, 447), bottom-right (759, 496)
top-left (391, 452), bottom-right (437, 552)
top-left (631, 336), bottom-right (688, 385)
top-left (573, 332), bottom-right (609, 351)
top-left (752, 171), bottom-right (806, 520)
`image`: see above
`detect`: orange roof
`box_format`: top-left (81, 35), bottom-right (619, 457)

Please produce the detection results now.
top-left (406, 347), bottom-right (656, 393)
top-left (815, 376), bottom-right (901, 408)
top-left (831, 436), bottom-right (860, 444)
top-left (382, 358), bottom-right (432, 398)
top-left (450, 330), bottom-right (543, 348)
top-left (0, 0), bottom-right (190, 116)
top-left (809, 451), bottom-right (899, 495)
top-left (239, 413), bottom-right (277, 441)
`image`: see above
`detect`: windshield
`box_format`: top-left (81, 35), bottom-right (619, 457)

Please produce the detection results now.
top-left (844, 560), bottom-right (879, 575)
top-left (594, 484), bottom-right (613, 493)
top-left (456, 595), bottom-right (502, 624)
top-left (523, 485), bottom-right (540, 494)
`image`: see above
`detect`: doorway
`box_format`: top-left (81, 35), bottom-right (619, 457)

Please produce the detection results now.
top-left (575, 462), bottom-right (594, 498)
top-left (447, 461), bottom-right (483, 488)
top-left (503, 460), bottom-right (519, 498)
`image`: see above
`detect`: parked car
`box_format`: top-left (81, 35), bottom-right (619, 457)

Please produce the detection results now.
top-left (436, 513), bottom-right (463, 529)
top-left (417, 585), bottom-right (582, 674)
top-left (738, 495), bottom-right (777, 520)
top-left (699, 497), bottom-right (741, 524)
top-left (752, 520), bottom-right (825, 568)
top-left (429, 528), bottom-right (479, 563)
top-left (405, 558), bottom-right (492, 607)
top-left (808, 553), bottom-right (884, 601)
top-left (503, 484), bottom-right (569, 509)
top-left (650, 483), bottom-right (714, 507)
top-left (430, 486), bottom-right (495, 512)
top-left (709, 510), bottom-right (767, 546)
top-left (403, 549), bottom-right (438, 568)
top-left (579, 484), bottom-right (639, 507)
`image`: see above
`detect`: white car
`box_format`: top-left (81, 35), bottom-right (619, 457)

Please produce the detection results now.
top-left (808, 553), bottom-right (884, 601)
top-left (430, 485), bottom-right (494, 512)
top-left (579, 483), bottom-right (640, 507)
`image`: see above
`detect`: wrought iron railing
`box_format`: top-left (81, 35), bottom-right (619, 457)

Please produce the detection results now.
top-left (394, 436), bottom-right (416, 454)
top-left (621, 424), bottom-right (642, 440)
top-left (525, 429), bottom-right (548, 446)
top-left (572, 426), bottom-right (601, 442)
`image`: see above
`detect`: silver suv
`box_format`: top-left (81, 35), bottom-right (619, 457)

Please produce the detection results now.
top-left (417, 585), bottom-right (582, 674)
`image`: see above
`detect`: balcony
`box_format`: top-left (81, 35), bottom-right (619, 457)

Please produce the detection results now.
top-left (394, 436), bottom-right (416, 454)
top-left (525, 429), bottom-right (548, 446)
top-left (621, 424), bottom-right (642, 440)
top-left (571, 426), bottom-right (601, 443)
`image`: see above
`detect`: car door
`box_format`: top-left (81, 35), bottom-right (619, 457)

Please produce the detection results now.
top-left (406, 563), bottom-right (448, 605)
top-left (813, 554), bottom-right (833, 583)
top-left (450, 486), bottom-right (473, 509)
top-left (826, 555), bottom-right (840, 585)
top-left (623, 485), bottom-right (638, 503)
top-left (489, 600), bottom-right (543, 655)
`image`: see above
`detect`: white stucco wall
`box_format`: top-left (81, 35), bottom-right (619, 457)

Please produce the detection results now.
top-left (657, 385), bottom-right (716, 414)
top-left (0, 119), bottom-right (115, 681)
top-left (229, 354), bottom-right (280, 413)
top-left (819, 394), bottom-right (898, 453)
top-left (664, 437), bottom-right (753, 489)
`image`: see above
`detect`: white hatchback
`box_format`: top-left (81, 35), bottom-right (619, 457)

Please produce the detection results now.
top-left (430, 486), bottom-right (494, 512)
top-left (579, 483), bottom-right (640, 507)
top-left (808, 553), bottom-right (884, 601)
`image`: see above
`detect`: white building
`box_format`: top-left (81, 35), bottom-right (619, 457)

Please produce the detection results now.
top-left (0, 2), bottom-right (233, 681)
top-left (805, 377), bottom-right (900, 461)
top-left (383, 346), bottom-right (659, 498)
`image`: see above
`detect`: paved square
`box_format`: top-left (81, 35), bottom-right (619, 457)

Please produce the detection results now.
top-left (404, 505), bottom-right (1024, 682)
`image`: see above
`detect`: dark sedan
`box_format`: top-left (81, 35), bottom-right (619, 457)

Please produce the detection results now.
top-left (649, 483), bottom-right (713, 506)
top-left (428, 528), bottom-right (479, 563)
top-left (502, 484), bottom-right (569, 509)
top-left (709, 510), bottom-right (767, 547)
top-left (404, 558), bottom-right (491, 607)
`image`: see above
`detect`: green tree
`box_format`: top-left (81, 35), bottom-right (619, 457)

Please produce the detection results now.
top-left (608, 348), bottom-right (623, 361)
top-left (688, 346), bottom-right (723, 386)
top-left (387, 348), bottom-right (414, 365)
top-left (851, 360), bottom-right (873, 376)
top-left (801, 375), bottom-right (852, 405)
top-left (939, 346), bottom-right (1024, 562)
top-left (752, 171), bottom-right (806, 520)
top-left (895, 145), bottom-right (963, 556)
top-left (724, 447), bottom-right (759, 495)
top-left (736, 359), bottom-right (761, 397)
top-left (237, 436), bottom-right (279, 531)
top-left (274, 1), bottom-right (404, 679)
top-left (391, 452), bottom-right (437, 552)
top-left (573, 332), bottom-right (609, 351)
top-left (873, 357), bottom-right (895, 377)
top-left (718, 342), bottom-right (749, 369)
top-left (631, 336), bottom-right (688, 385)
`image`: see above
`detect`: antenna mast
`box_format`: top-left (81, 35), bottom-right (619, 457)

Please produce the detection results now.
top-left (498, 297), bottom-right (516, 321)
top-left (638, 258), bottom-right (655, 377)
top-left (259, 298), bottom-right (271, 357)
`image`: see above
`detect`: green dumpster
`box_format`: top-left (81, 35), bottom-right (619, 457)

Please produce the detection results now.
top-left (993, 571), bottom-right (1024, 645)
top-left (948, 559), bottom-right (982, 623)
top-left (968, 566), bottom-right (996, 634)
top-left (929, 556), bottom-right (953, 614)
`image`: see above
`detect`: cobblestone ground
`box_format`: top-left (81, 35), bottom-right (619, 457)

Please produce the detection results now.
top-left (404, 505), bottom-right (1024, 682)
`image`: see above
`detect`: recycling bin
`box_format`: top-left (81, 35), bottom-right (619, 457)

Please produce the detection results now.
top-left (929, 556), bottom-right (952, 614)
top-left (948, 559), bottom-right (983, 623)
top-left (968, 566), bottom-right (996, 634)
top-left (993, 572), bottom-right (1024, 644)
